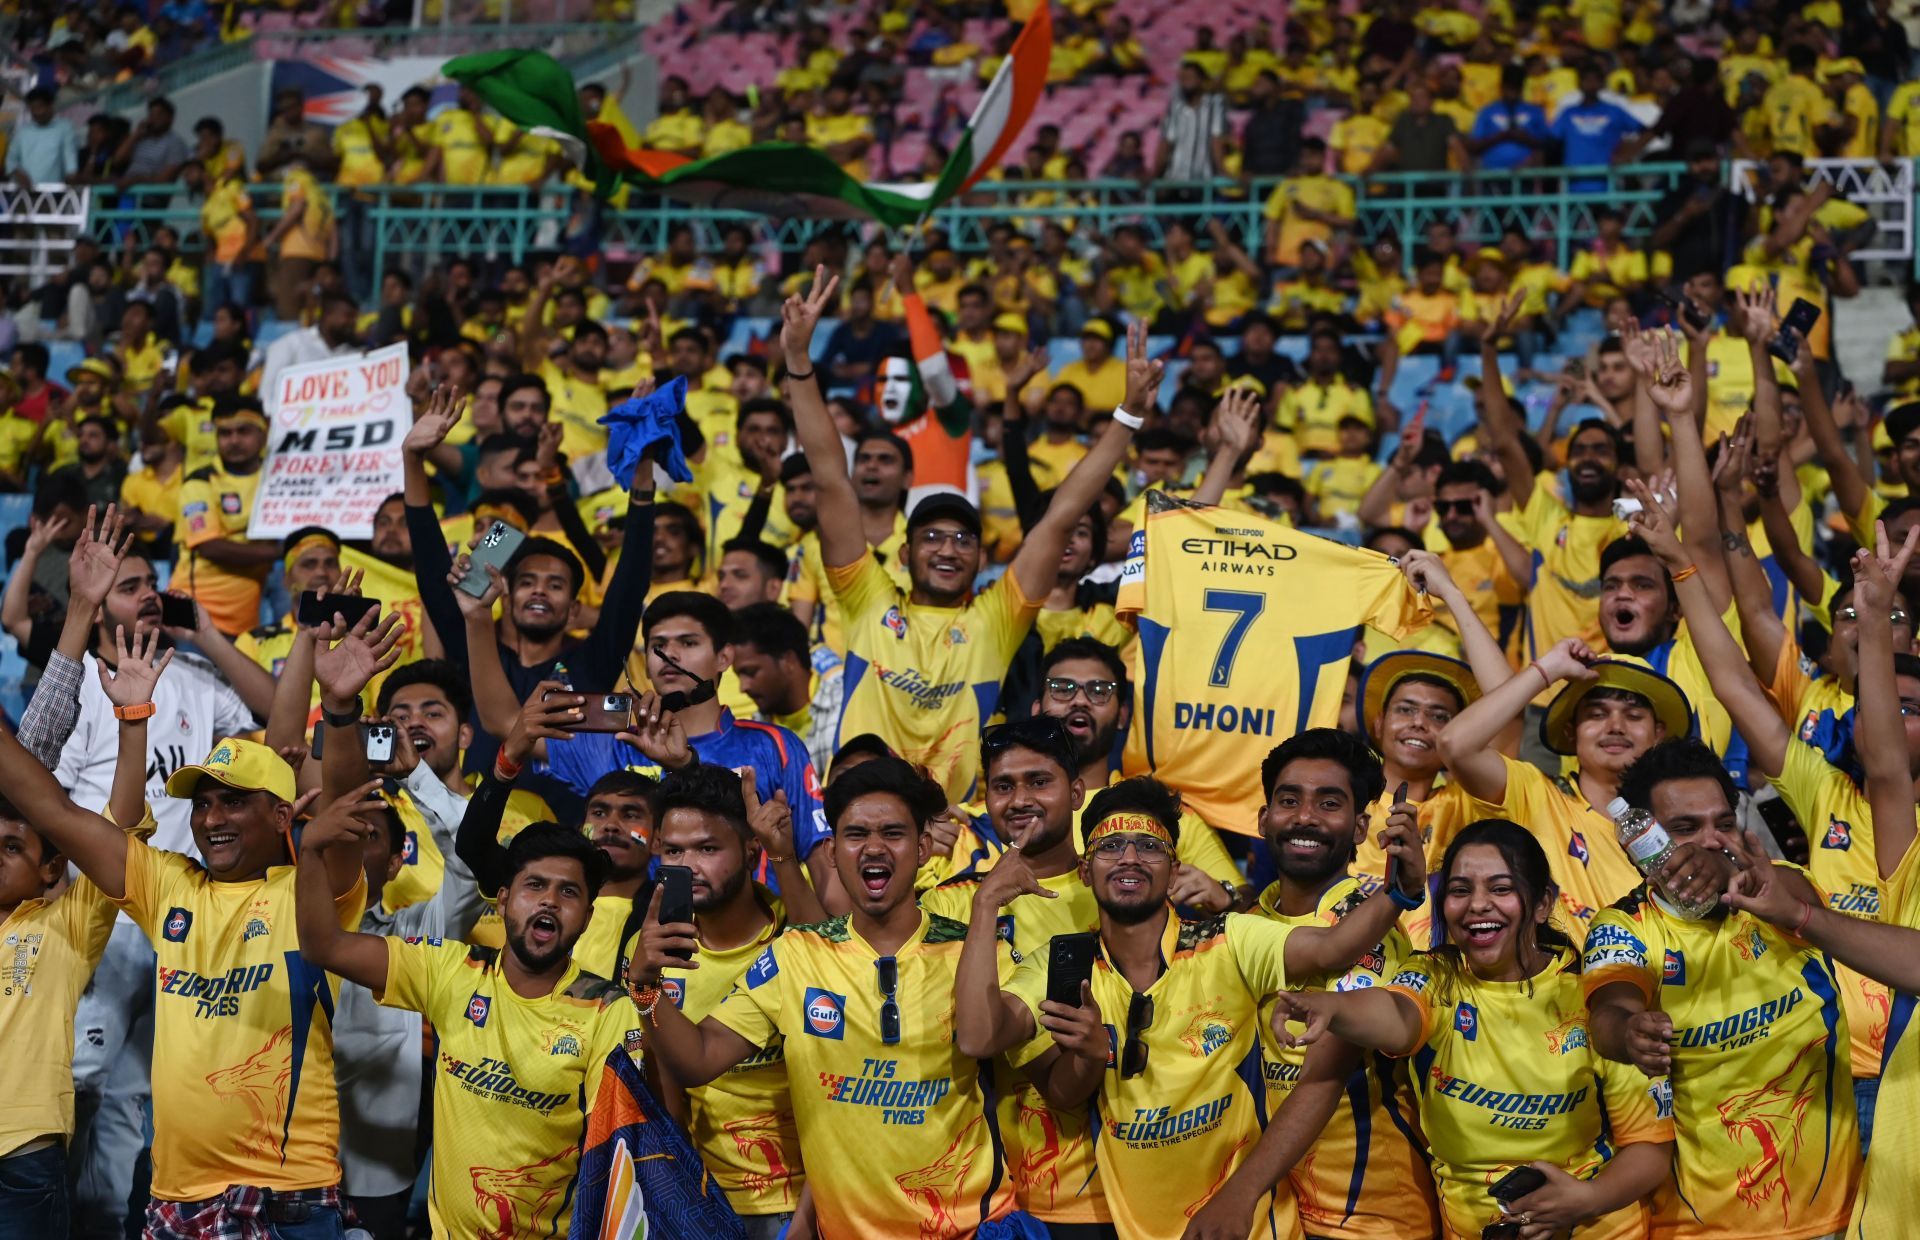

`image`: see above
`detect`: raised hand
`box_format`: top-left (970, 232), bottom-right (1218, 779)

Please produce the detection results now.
top-left (1397, 547), bottom-right (1457, 598)
top-left (24, 510), bottom-right (75, 557)
top-left (1644, 328), bottom-right (1694, 417)
top-left (1486, 289), bottom-right (1527, 342)
top-left (1710, 418), bottom-right (1754, 498)
top-left (1735, 283), bottom-right (1778, 346)
top-left (297, 778), bottom-right (388, 855)
top-left (1619, 319), bottom-right (1658, 379)
top-left (446, 552), bottom-right (507, 620)
top-left (617, 691), bottom-right (693, 771)
top-left (780, 264), bottom-right (841, 369)
top-left (1379, 789), bottom-right (1427, 899)
top-left (1536, 636), bottom-right (1601, 685)
top-left (1209, 385), bottom-right (1263, 460)
top-left (96, 622), bottom-right (174, 707)
top-left (1856, 518), bottom-right (1920, 613)
top-left (1121, 318), bottom-right (1165, 416)
top-left (1721, 830), bottom-right (1806, 927)
top-left (403, 379), bottom-right (463, 455)
top-left (972, 841), bottom-right (1053, 911)
top-left (68, 503), bottom-right (135, 611)
top-left (1037, 980), bottom-right (1107, 1065)
top-left (504, 681), bottom-right (582, 766)
top-left (1005, 347), bottom-right (1051, 396)
top-left (312, 608), bottom-right (405, 705)
top-left (1622, 475), bottom-right (1689, 568)
top-left (740, 767), bottom-right (795, 864)
top-left (926, 804), bottom-right (966, 855)
top-left (635, 885), bottom-right (701, 987)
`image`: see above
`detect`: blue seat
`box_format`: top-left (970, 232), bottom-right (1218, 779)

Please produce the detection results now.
top-left (719, 317), bottom-right (774, 359)
top-left (255, 318), bottom-right (300, 348)
top-left (46, 341), bottom-right (87, 385)
top-left (0, 493), bottom-right (31, 557)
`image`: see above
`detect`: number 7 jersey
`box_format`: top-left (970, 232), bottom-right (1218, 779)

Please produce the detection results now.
top-left (1118, 492), bottom-right (1430, 833)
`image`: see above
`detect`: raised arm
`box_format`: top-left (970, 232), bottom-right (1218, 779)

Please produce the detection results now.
top-left (952, 854), bottom-right (1049, 1059)
top-left (631, 886), bottom-right (761, 1087)
top-left (402, 387), bottom-right (467, 665)
top-left (574, 490), bottom-right (656, 692)
top-left (453, 769), bottom-right (518, 895)
top-left (1851, 524), bottom-right (1920, 878)
top-left (1268, 985), bottom-right (1426, 1058)
top-left (163, 596), bottom-right (276, 721)
top-left (1006, 320), bottom-right (1154, 601)
top-left (1725, 830), bottom-right (1920, 991)
top-left (1785, 324), bottom-right (1871, 528)
top-left (295, 781), bottom-right (398, 993)
top-left (1476, 294), bottom-right (1539, 510)
top-left (1440, 637), bottom-right (1599, 804)
top-left (1732, 286), bottom-right (1784, 460)
top-left (739, 768), bottom-right (826, 925)
top-left (0, 725), bottom-right (128, 897)
top-left (1641, 328), bottom-right (1730, 611)
top-left (0, 512), bottom-right (70, 644)
top-left (1282, 798), bottom-right (1428, 978)
top-left (1618, 325), bottom-right (1669, 481)
top-left (96, 624), bottom-right (173, 831)
top-left (1398, 550), bottom-right (1515, 692)
top-left (1191, 387), bottom-right (1261, 508)
top-left (779, 268), bottom-right (863, 570)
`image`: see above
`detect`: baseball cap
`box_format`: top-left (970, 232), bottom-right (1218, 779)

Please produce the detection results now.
top-left (67, 357), bottom-right (118, 385)
top-left (907, 490), bottom-right (982, 537)
top-left (993, 312), bottom-right (1029, 336)
top-left (165, 737), bottom-right (298, 803)
top-left (1080, 318), bottom-right (1116, 342)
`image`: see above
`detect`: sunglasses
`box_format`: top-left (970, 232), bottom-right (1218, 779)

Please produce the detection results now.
top-left (1434, 499), bottom-right (1476, 516)
top-left (1121, 992), bottom-right (1154, 1078)
top-left (876, 956), bottom-right (901, 1045)
top-left (983, 716), bottom-right (1073, 755)
top-left (1044, 676), bottom-right (1119, 705)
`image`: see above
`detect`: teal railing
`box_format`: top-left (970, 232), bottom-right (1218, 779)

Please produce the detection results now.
top-left (85, 163), bottom-right (1692, 275)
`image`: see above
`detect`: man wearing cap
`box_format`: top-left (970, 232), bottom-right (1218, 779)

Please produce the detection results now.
top-left (1055, 317), bottom-right (1128, 412)
top-left (0, 723), bottom-right (367, 1236)
top-left (177, 395), bottom-right (278, 637)
top-left (1439, 634), bottom-right (1692, 941)
top-left (1819, 57), bottom-right (1879, 159)
top-left (782, 268), bottom-right (1154, 810)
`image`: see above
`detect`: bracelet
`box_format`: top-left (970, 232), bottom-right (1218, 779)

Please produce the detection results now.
top-left (113, 701), bottom-right (156, 721)
top-left (1790, 900), bottom-right (1815, 939)
top-left (1112, 404), bottom-right (1145, 430)
top-left (543, 467), bottom-right (565, 488)
top-left (1670, 564), bottom-right (1698, 584)
top-left (321, 702), bottom-right (362, 729)
top-left (785, 367), bottom-right (815, 383)
top-left (1389, 881), bottom-right (1425, 911)
top-left (1528, 660), bottom-right (1552, 692)
top-left (630, 983), bottom-right (660, 1017)
top-left (494, 753), bottom-right (524, 782)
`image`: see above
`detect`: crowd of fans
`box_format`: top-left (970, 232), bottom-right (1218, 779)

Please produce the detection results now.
top-left (3, 0), bottom-right (1920, 1238)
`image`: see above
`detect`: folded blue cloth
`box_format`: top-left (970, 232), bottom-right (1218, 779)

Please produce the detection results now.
top-left (600, 375), bottom-right (692, 487)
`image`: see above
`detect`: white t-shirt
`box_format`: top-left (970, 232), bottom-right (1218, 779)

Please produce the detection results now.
top-left (54, 650), bottom-right (258, 856)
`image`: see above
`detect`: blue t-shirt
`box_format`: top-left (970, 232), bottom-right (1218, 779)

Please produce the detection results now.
top-left (538, 708), bottom-right (828, 891)
top-left (1551, 100), bottom-right (1640, 188)
top-left (1470, 101), bottom-right (1549, 170)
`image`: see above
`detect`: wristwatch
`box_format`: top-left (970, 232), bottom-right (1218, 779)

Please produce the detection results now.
top-left (113, 702), bottom-right (157, 721)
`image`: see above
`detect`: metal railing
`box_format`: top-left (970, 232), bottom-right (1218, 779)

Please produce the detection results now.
top-left (83, 163), bottom-right (1709, 276)
top-left (0, 184), bottom-right (93, 286)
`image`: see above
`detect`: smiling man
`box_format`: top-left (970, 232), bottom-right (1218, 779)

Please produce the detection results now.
top-left (642, 755), bottom-right (1019, 1237)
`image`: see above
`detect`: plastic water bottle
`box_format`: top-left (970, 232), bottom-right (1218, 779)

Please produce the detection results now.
top-left (1608, 798), bottom-right (1716, 920)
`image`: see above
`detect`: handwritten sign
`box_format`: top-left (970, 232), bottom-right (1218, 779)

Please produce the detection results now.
top-left (249, 342), bottom-right (408, 539)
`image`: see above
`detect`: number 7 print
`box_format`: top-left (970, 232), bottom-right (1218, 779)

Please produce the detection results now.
top-left (1201, 589), bottom-right (1266, 687)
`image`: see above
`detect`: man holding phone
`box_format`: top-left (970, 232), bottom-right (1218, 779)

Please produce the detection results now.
top-left (631, 763), bottom-right (827, 1238)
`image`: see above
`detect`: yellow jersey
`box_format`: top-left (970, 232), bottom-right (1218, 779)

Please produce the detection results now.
top-left (1568, 245), bottom-right (1656, 304)
top-left (1056, 356), bottom-right (1129, 410)
top-left (1503, 485), bottom-right (1628, 664)
top-left (120, 464), bottom-right (183, 551)
top-left (1425, 534), bottom-right (1526, 646)
top-left (489, 117), bottom-right (560, 186)
top-left (690, 455), bottom-right (800, 571)
top-left (1767, 740), bottom-right (1901, 1080)
top-left (159, 396), bottom-right (219, 475)
top-left (1330, 112), bottom-right (1392, 176)
top-left (1694, 333), bottom-right (1795, 446)
top-left (1264, 175), bottom-right (1357, 267)
top-left (710, 910), bottom-right (1017, 1237)
top-left (1886, 80), bottom-right (1920, 157)
top-left (784, 522), bottom-right (910, 655)
top-left (379, 939), bottom-right (639, 1238)
top-left (828, 554), bottom-right (1040, 801)
top-left (1006, 912), bottom-right (1306, 1240)
top-left (1582, 879), bottom-right (1859, 1239)
top-left (805, 111), bottom-right (874, 179)
top-left (1254, 879), bottom-right (1439, 1239)
top-left (1306, 456), bottom-right (1383, 521)
top-left (1390, 947), bottom-right (1670, 1239)
top-left (1763, 74), bottom-right (1829, 155)
top-left (641, 109), bottom-right (703, 153)
top-left (276, 168), bottom-right (333, 263)
top-left (535, 359), bottom-right (610, 460)
top-left (1606, 606), bottom-right (1739, 767)
top-left (178, 463), bottom-right (267, 636)
top-left (331, 115), bottom-right (388, 189)
top-left (1848, 840), bottom-right (1919, 1235)
top-left (119, 838), bottom-right (365, 1200)
top-left (1484, 758), bottom-right (1644, 942)
top-left (1353, 782), bottom-right (1488, 948)
top-left (1117, 495), bottom-right (1429, 834)
top-left (1886, 325), bottom-right (1920, 400)
top-left (200, 179), bottom-right (252, 266)
top-left (429, 106), bottom-right (488, 184)
top-left (922, 869), bottom-right (1109, 1224)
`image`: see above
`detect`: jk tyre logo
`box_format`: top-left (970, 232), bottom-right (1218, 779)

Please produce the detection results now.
top-left (803, 987), bottom-right (846, 1039)
top-left (163, 907), bottom-right (193, 942)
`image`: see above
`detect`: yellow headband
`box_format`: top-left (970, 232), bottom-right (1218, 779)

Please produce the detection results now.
top-left (283, 532), bottom-right (337, 572)
top-left (1086, 812), bottom-right (1175, 852)
top-left (216, 408), bottom-right (270, 432)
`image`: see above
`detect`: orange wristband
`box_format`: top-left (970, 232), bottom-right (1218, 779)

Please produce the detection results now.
top-left (113, 702), bottom-right (157, 721)
top-left (1670, 564), bottom-right (1698, 584)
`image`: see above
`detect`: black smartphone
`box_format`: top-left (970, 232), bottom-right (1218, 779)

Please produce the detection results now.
top-left (159, 592), bottom-right (197, 630)
top-left (361, 722), bottom-right (396, 765)
top-left (458, 520), bottom-right (527, 598)
top-left (1387, 781), bottom-right (1410, 896)
top-left (656, 864), bottom-right (695, 961)
top-left (1488, 1164), bottom-right (1549, 1204)
top-left (297, 591), bottom-right (379, 629)
top-left (1767, 297), bottom-right (1822, 364)
top-left (1658, 286), bottom-right (1712, 331)
top-left (1046, 932), bottom-right (1099, 1009)
top-left (1481, 1225), bottom-right (1522, 1240)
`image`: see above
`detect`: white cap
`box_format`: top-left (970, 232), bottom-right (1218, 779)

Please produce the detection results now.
top-left (1606, 797), bottom-right (1631, 819)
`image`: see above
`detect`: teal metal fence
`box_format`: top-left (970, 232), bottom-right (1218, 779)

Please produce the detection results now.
top-left (84, 162), bottom-right (1699, 274)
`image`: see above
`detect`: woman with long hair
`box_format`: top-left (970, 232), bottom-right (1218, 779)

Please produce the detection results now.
top-left (1273, 819), bottom-right (1674, 1240)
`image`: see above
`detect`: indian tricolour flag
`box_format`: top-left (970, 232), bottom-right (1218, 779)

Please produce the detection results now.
top-left (446, 4), bottom-right (1052, 227)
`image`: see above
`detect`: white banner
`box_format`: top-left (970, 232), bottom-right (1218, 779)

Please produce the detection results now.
top-left (248, 343), bottom-right (409, 540)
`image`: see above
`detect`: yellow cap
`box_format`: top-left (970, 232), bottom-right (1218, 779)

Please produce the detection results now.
top-left (992, 312), bottom-right (1029, 336)
top-left (1080, 318), bottom-right (1116, 341)
top-left (1464, 370), bottom-right (1517, 396)
top-left (66, 357), bottom-right (119, 385)
top-left (1821, 56), bottom-right (1864, 79)
top-left (578, 485), bottom-right (630, 529)
top-left (1360, 650), bottom-right (1481, 737)
top-left (1224, 373), bottom-right (1268, 398)
top-left (1540, 659), bottom-right (1694, 756)
top-left (165, 737), bottom-right (298, 803)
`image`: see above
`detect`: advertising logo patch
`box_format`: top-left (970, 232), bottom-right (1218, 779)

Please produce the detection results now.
top-left (803, 987), bottom-right (846, 1039)
top-left (163, 907), bottom-right (193, 942)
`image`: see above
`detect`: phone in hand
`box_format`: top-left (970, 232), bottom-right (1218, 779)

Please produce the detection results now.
top-left (1387, 781), bottom-right (1410, 897)
top-left (541, 690), bottom-right (634, 732)
top-left (656, 865), bottom-right (695, 960)
top-left (1767, 297), bottom-right (1822, 364)
top-left (1657, 286), bottom-right (1712, 331)
top-left (457, 520), bottom-right (527, 598)
top-left (159, 592), bottom-right (197, 630)
top-left (1046, 932), bottom-right (1099, 1009)
top-left (297, 591), bottom-right (379, 629)
top-left (361, 723), bottom-right (397, 765)
top-left (1488, 1164), bottom-right (1548, 1205)
top-left (1480, 1226), bottom-right (1522, 1240)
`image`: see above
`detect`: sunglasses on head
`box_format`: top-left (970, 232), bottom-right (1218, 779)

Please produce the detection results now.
top-left (876, 955), bottom-right (901, 1045)
top-left (982, 716), bottom-right (1073, 756)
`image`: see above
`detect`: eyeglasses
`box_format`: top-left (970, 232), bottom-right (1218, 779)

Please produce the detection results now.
top-left (983, 716), bottom-right (1072, 756)
top-left (1121, 992), bottom-right (1154, 1078)
top-left (876, 955), bottom-right (901, 1045)
top-left (1045, 676), bottom-right (1119, 705)
top-left (916, 527), bottom-right (980, 551)
top-left (1433, 499), bottom-right (1476, 516)
top-left (1091, 833), bottom-right (1171, 859)
top-left (1834, 606), bottom-right (1911, 626)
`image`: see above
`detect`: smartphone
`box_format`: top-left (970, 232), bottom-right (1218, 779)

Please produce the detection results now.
top-left (577, 693), bottom-right (634, 733)
top-left (1046, 932), bottom-right (1099, 1009)
top-left (1489, 1164), bottom-right (1549, 1204)
top-left (1657, 286), bottom-right (1712, 331)
top-left (656, 865), bottom-right (695, 960)
top-left (1481, 1226), bottom-right (1522, 1240)
top-left (1387, 781), bottom-right (1410, 897)
top-left (457, 520), bottom-right (526, 598)
top-left (361, 722), bottom-right (396, 765)
top-left (1767, 298), bottom-right (1822, 364)
top-left (159, 592), bottom-right (197, 630)
top-left (297, 591), bottom-right (379, 629)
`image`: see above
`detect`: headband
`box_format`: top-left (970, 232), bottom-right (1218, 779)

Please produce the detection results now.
top-left (215, 408), bottom-right (269, 432)
top-left (1086, 811), bottom-right (1175, 852)
top-left (284, 532), bottom-right (337, 572)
